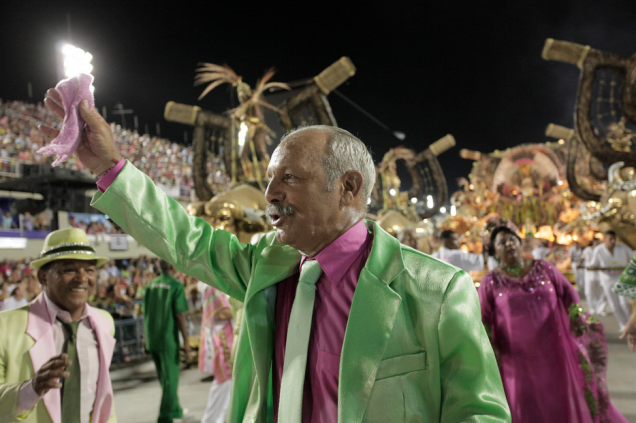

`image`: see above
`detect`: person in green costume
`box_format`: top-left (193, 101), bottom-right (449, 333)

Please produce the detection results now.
top-left (42, 90), bottom-right (510, 423)
top-left (142, 260), bottom-right (191, 423)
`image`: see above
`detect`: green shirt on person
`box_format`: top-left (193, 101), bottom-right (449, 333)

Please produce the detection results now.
top-left (142, 273), bottom-right (189, 352)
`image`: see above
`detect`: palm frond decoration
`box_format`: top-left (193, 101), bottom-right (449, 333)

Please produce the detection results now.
top-left (195, 63), bottom-right (290, 118)
top-left (194, 63), bottom-right (241, 100)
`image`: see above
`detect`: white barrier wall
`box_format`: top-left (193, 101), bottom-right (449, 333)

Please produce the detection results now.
top-left (0, 233), bottom-right (158, 261)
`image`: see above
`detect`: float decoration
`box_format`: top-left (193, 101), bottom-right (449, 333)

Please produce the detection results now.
top-left (165, 57), bottom-right (356, 201)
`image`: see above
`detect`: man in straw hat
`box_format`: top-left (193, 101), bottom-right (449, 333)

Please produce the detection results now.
top-left (0, 228), bottom-right (117, 423)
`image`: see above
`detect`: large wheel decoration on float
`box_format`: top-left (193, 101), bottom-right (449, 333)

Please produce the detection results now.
top-left (543, 39), bottom-right (636, 247)
top-left (372, 135), bottom-right (455, 219)
top-left (543, 39), bottom-right (636, 166)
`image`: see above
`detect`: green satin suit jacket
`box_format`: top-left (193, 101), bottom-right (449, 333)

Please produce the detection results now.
top-left (92, 162), bottom-right (510, 423)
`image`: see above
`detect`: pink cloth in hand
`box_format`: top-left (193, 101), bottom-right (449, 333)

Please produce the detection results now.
top-left (37, 73), bottom-right (94, 166)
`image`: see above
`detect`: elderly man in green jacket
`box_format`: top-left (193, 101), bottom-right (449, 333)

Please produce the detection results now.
top-left (43, 91), bottom-right (510, 423)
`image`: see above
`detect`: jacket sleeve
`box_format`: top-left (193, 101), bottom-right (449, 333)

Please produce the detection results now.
top-left (91, 161), bottom-right (254, 302)
top-left (437, 271), bottom-right (511, 423)
top-left (0, 321), bottom-right (30, 423)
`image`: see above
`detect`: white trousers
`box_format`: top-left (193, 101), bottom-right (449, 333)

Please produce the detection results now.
top-left (201, 379), bottom-right (232, 423)
top-left (599, 275), bottom-right (632, 330)
top-left (573, 266), bottom-right (585, 293)
top-left (584, 270), bottom-right (607, 315)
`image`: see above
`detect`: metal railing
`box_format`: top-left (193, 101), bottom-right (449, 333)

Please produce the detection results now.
top-left (0, 158), bottom-right (20, 178)
top-left (111, 310), bottom-right (202, 364)
top-left (113, 317), bottom-right (145, 363)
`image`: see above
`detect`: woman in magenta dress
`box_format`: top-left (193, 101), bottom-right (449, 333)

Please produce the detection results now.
top-left (478, 226), bottom-right (626, 423)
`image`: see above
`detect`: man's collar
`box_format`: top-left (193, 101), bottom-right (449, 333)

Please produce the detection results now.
top-left (300, 220), bottom-right (370, 287)
top-left (43, 291), bottom-right (89, 324)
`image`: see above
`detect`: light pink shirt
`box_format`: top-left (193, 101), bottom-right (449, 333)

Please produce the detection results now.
top-left (273, 220), bottom-right (373, 423)
top-left (17, 293), bottom-right (100, 423)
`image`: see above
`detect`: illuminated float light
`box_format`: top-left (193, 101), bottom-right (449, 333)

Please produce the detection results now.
top-left (62, 44), bottom-right (94, 92)
top-left (557, 180), bottom-right (564, 186)
top-left (389, 189), bottom-right (396, 196)
top-left (238, 122), bottom-right (248, 146)
top-left (416, 228), bottom-right (425, 233)
top-left (367, 198), bottom-right (371, 205)
top-left (411, 197), bottom-right (417, 204)
top-left (451, 205), bottom-right (456, 216)
top-left (440, 207), bottom-right (446, 213)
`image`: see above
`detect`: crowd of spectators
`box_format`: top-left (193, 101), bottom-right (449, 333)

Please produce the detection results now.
top-left (1, 209), bottom-right (51, 231)
top-left (0, 256), bottom-right (203, 317)
top-left (0, 99), bottom-right (196, 190)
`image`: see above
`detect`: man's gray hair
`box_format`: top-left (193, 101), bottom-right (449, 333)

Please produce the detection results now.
top-left (282, 125), bottom-right (376, 201)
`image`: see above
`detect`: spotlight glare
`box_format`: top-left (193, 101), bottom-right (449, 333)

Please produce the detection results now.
top-left (62, 44), bottom-right (94, 78)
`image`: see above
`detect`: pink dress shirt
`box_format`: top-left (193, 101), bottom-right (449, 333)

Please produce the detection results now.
top-left (96, 158), bottom-right (126, 193)
top-left (98, 164), bottom-right (374, 422)
top-left (273, 220), bottom-right (373, 423)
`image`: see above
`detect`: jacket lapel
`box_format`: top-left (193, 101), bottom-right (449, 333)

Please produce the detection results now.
top-left (26, 294), bottom-right (62, 423)
top-left (338, 221), bottom-right (404, 423)
top-left (86, 306), bottom-right (116, 423)
top-left (242, 242), bottom-right (301, 420)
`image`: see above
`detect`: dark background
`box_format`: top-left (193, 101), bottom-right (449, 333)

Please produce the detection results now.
top-left (2, 0), bottom-right (636, 191)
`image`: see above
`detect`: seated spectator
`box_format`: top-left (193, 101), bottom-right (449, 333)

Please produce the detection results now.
top-left (1, 211), bottom-right (14, 229)
top-left (1, 285), bottom-right (28, 311)
top-left (21, 212), bottom-right (34, 231)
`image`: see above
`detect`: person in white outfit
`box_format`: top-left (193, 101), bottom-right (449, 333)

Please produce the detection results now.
top-left (582, 238), bottom-right (606, 315)
top-left (588, 231), bottom-right (634, 330)
top-left (531, 238), bottom-right (552, 261)
top-left (432, 230), bottom-right (484, 272)
top-left (568, 241), bottom-right (585, 292)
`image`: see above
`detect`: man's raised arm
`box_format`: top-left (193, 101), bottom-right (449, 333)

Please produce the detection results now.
top-left (42, 89), bottom-right (255, 301)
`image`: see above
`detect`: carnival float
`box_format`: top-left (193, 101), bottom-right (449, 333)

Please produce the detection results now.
top-left (542, 39), bottom-right (636, 250)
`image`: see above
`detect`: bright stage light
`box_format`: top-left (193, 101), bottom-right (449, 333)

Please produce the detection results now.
top-left (238, 122), bottom-right (248, 146)
top-left (440, 207), bottom-right (447, 213)
top-left (389, 189), bottom-right (396, 196)
top-left (62, 44), bottom-right (93, 78)
top-left (411, 197), bottom-right (417, 204)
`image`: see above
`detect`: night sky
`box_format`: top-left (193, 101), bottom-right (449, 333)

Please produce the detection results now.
top-left (2, 0), bottom-right (636, 191)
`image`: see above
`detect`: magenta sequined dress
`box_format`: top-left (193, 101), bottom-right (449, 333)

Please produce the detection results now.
top-left (478, 260), bottom-right (627, 423)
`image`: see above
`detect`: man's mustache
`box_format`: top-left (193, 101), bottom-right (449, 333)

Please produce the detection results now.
top-left (266, 203), bottom-right (293, 223)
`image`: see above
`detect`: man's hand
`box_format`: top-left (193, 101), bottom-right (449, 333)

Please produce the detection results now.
top-left (183, 339), bottom-right (192, 358)
top-left (619, 310), bottom-right (636, 352)
top-left (41, 89), bottom-right (122, 175)
top-left (31, 353), bottom-right (71, 397)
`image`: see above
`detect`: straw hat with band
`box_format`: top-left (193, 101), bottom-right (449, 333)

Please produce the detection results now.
top-left (30, 228), bottom-right (109, 271)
